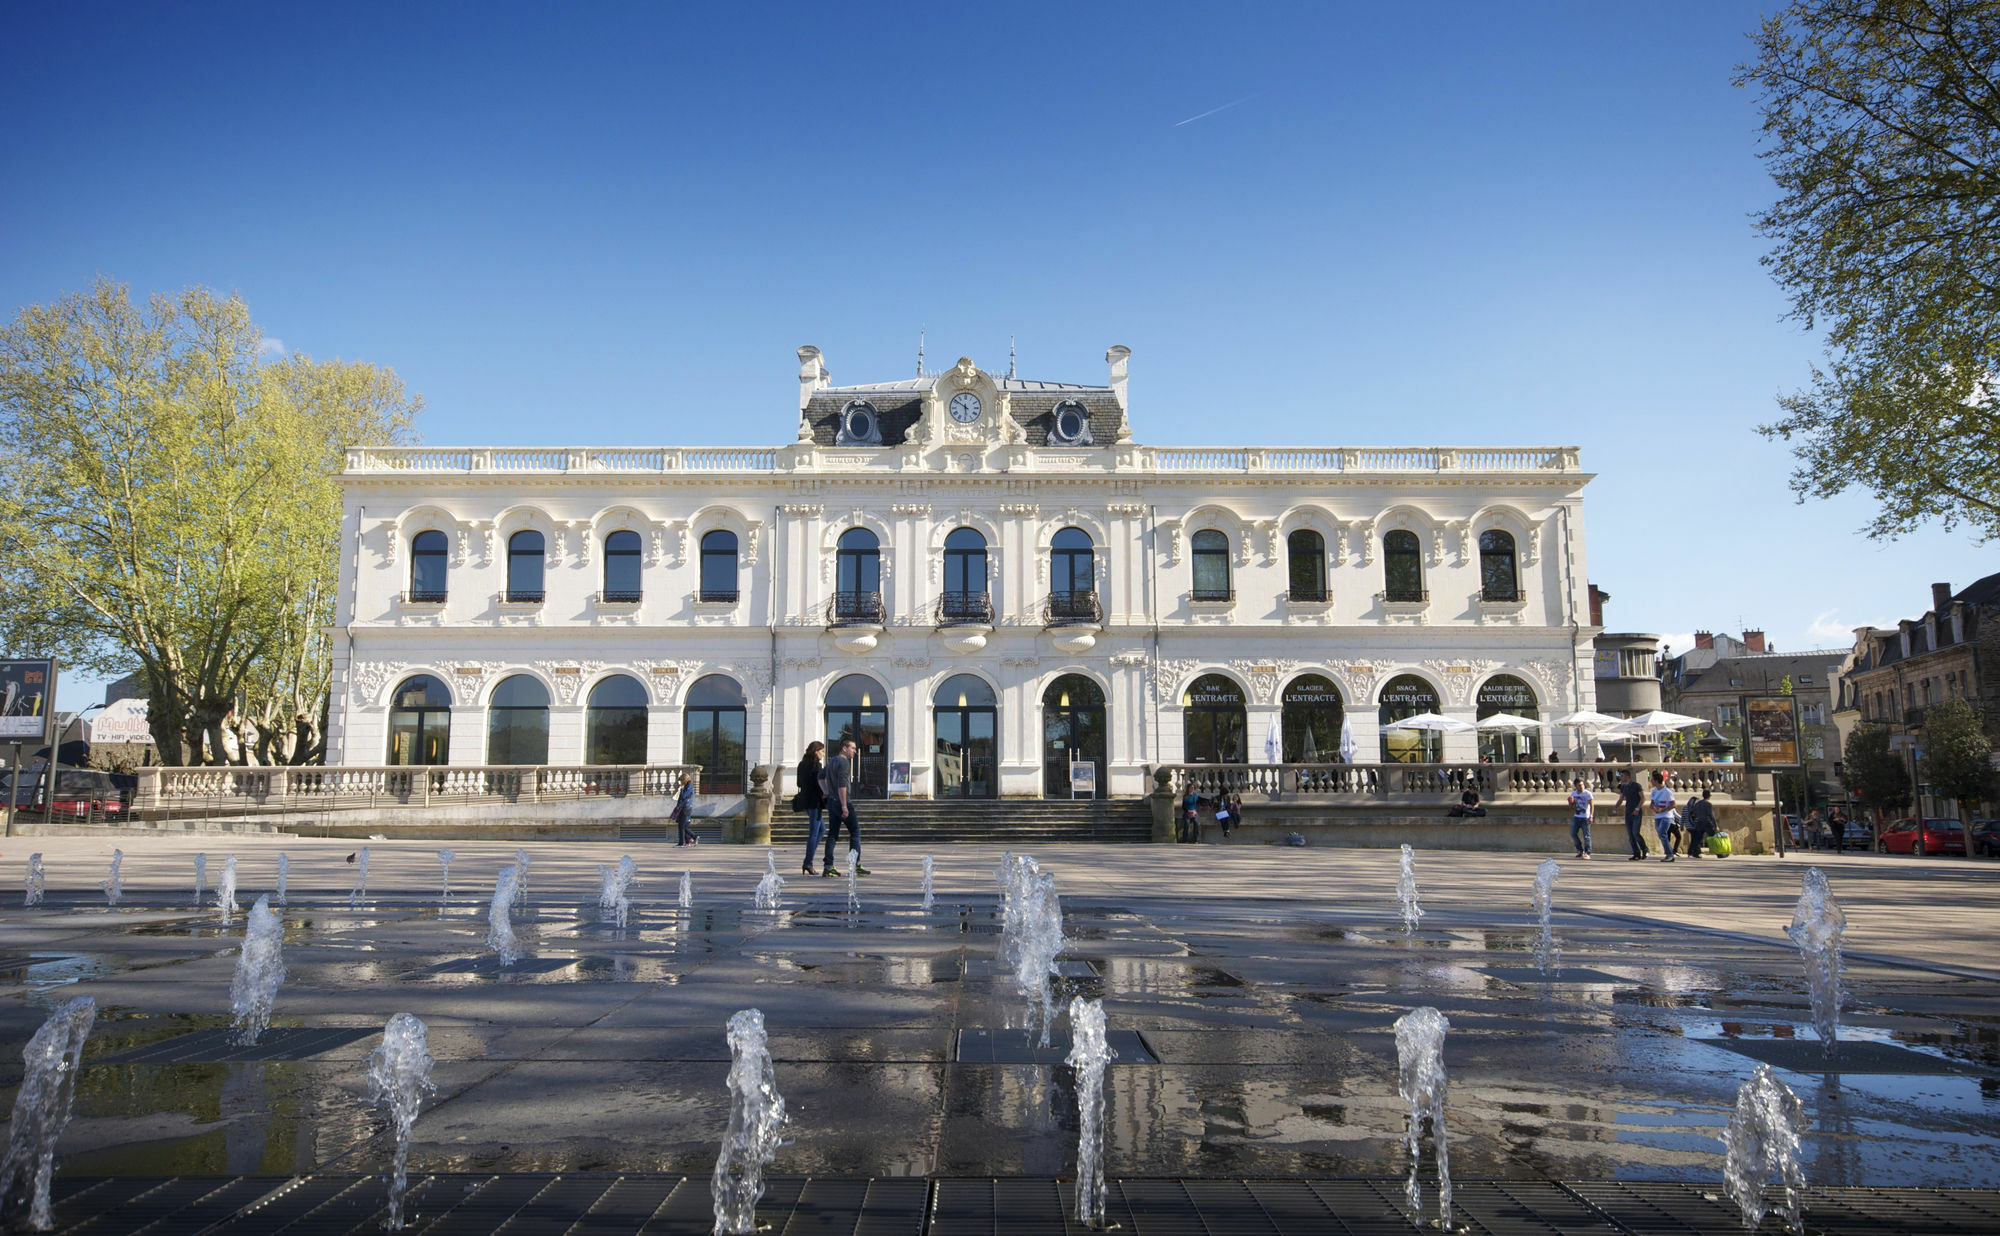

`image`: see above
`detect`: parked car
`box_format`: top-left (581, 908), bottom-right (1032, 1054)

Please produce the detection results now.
top-left (1, 768), bottom-right (130, 820)
top-left (1972, 819), bottom-right (2000, 858)
top-left (1878, 816), bottom-right (1967, 857)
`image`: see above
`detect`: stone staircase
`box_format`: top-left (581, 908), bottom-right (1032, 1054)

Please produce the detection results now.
top-left (766, 796), bottom-right (1155, 845)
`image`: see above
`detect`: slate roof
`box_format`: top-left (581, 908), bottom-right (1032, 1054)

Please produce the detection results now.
top-left (803, 379), bottom-right (1121, 448)
top-left (1955, 570), bottom-right (2000, 607)
top-left (1677, 651), bottom-right (1846, 696)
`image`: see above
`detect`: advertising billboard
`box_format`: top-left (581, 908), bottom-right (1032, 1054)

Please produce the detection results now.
top-left (1743, 695), bottom-right (1801, 769)
top-left (0, 660), bottom-right (55, 741)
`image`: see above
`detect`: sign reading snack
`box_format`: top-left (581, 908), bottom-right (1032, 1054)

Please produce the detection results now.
top-left (1743, 695), bottom-right (1801, 769)
top-left (0, 659), bottom-right (55, 740)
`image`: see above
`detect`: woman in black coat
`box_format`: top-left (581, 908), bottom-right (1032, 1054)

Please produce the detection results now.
top-left (796, 741), bottom-right (827, 875)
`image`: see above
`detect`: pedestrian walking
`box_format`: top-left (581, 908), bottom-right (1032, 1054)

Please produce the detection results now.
top-left (1828, 806), bottom-right (1849, 854)
top-left (1617, 770), bottom-right (1647, 860)
top-left (1181, 786), bottom-right (1202, 843)
top-left (1649, 771), bottom-right (1677, 863)
top-left (821, 738), bottom-right (869, 876)
top-left (672, 774), bottom-right (698, 847)
top-left (1567, 777), bottom-right (1593, 858)
top-left (1685, 790), bottom-right (1717, 857)
top-left (794, 740), bottom-right (827, 875)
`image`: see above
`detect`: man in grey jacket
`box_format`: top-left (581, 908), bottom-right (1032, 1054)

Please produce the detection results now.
top-left (821, 738), bottom-right (870, 877)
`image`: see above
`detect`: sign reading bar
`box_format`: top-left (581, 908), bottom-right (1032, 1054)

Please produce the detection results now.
top-left (0, 659), bottom-right (55, 741)
top-left (1743, 695), bottom-right (1801, 769)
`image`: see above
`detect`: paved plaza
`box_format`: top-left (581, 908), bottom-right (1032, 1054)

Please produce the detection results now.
top-left (2, 835), bottom-right (1999, 1233)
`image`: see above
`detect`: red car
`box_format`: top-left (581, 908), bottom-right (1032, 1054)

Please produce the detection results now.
top-left (1, 768), bottom-right (129, 821)
top-left (1877, 816), bottom-right (1967, 857)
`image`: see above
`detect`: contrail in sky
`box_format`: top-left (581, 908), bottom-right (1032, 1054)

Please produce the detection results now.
top-left (1174, 96), bottom-right (1254, 127)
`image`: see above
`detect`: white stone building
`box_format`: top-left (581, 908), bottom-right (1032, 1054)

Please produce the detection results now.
top-left (328, 347), bottom-right (1601, 801)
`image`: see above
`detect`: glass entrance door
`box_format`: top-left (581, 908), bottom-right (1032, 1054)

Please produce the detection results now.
top-left (934, 708), bottom-right (997, 798)
top-left (825, 707), bottom-right (888, 799)
top-left (1042, 674), bottom-right (1106, 797)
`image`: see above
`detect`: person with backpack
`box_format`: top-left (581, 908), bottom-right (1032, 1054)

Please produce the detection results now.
top-left (1684, 790), bottom-right (1717, 858)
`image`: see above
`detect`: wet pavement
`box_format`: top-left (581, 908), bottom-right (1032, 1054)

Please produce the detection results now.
top-left (2, 836), bottom-right (1999, 1230)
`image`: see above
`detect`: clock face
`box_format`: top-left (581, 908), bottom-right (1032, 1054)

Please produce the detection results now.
top-left (949, 392), bottom-right (982, 424)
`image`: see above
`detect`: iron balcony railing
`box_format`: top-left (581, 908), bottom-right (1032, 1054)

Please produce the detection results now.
top-left (402, 590), bottom-right (447, 605)
top-left (1044, 590), bottom-right (1102, 626)
top-left (1190, 586), bottom-right (1235, 603)
top-left (1286, 585), bottom-right (1329, 604)
top-left (1481, 585), bottom-right (1520, 602)
top-left (936, 591), bottom-right (994, 627)
top-left (1384, 586), bottom-right (1429, 603)
top-left (504, 590), bottom-right (545, 604)
top-left (700, 588), bottom-right (740, 604)
top-left (598, 590), bottom-right (643, 604)
top-left (827, 590), bottom-right (884, 627)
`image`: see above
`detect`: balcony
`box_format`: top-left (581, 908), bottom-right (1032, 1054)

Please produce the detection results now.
top-left (1285, 586), bottom-right (1329, 604)
top-left (699, 588), bottom-right (740, 604)
top-left (1384, 586), bottom-right (1429, 604)
top-left (503, 590), bottom-right (545, 605)
top-left (1481, 585), bottom-right (1520, 603)
top-left (1044, 590), bottom-right (1102, 627)
top-left (598, 590), bottom-right (643, 604)
top-left (935, 591), bottom-right (994, 627)
top-left (1190, 587), bottom-right (1235, 604)
top-left (827, 591), bottom-right (885, 628)
top-left (402, 590), bottom-right (447, 605)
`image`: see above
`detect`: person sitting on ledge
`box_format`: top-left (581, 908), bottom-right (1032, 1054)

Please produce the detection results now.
top-left (1448, 784), bottom-right (1487, 818)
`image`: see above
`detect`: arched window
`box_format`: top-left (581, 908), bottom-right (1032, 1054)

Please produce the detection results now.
top-left (1043, 674), bottom-right (1106, 797)
top-left (684, 675), bottom-right (746, 794)
top-left (700, 530), bottom-right (739, 602)
top-left (386, 675), bottom-right (451, 765)
top-left (1282, 674), bottom-right (1344, 762)
top-left (1475, 674), bottom-right (1540, 762)
top-left (1191, 529), bottom-right (1232, 602)
top-left (833, 528), bottom-right (882, 623)
top-left (486, 675), bottom-right (550, 765)
top-left (1383, 530), bottom-right (1424, 602)
top-left (940, 528), bottom-right (991, 624)
top-left (824, 674), bottom-right (887, 799)
top-left (1049, 527), bottom-right (1097, 623)
top-left (586, 674), bottom-right (648, 765)
top-left (1182, 673), bottom-right (1247, 763)
top-left (1478, 529), bottom-right (1519, 602)
top-left (602, 530), bottom-right (642, 602)
top-left (409, 531), bottom-right (448, 602)
top-left (1379, 674), bottom-right (1442, 762)
top-left (933, 674), bottom-right (997, 798)
top-left (507, 531), bottom-right (545, 602)
top-left (1287, 530), bottom-right (1327, 602)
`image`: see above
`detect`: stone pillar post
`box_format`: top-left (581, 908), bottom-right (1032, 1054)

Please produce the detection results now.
top-left (1149, 766), bottom-right (1177, 843)
top-left (741, 764), bottom-right (773, 844)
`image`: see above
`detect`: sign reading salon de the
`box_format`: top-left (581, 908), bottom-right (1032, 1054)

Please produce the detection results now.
top-left (329, 346), bottom-right (1599, 799)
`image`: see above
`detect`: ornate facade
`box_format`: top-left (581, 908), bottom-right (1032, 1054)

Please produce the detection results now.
top-left (328, 346), bottom-right (1602, 798)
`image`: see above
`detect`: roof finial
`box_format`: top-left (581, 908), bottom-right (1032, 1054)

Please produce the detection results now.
top-left (1009, 335), bottom-right (1016, 380)
top-left (916, 325), bottom-right (925, 378)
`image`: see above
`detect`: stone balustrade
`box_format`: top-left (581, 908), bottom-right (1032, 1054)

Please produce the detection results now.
top-left (1157, 761), bottom-right (1755, 801)
top-left (132, 764), bottom-right (700, 814)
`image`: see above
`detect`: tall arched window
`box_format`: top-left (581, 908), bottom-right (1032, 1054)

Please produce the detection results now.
top-left (823, 675), bottom-right (887, 799)
top-left (1287, 530), bottom-right (1327, 602)
top-left (700, 530), bottom-right (738, 602)
top-left (1282, 674), bottom-right (1344, 762)
top-left (409, 531), bottom-right (448, 602)
top-left (1191, 530), bottom-right (1232, 602)
top-left (941, 528), bottom-right (990, 624)
top-left (386, 675), bottom-right (451, 765)
top-left (1478, 530), bottom-right (1519, 602)
top-left (1475, 674), bottom-right (1539, 762)
top-left (1043, 674), bottom-right (1107, 797)
top-left (684, 675), bottom-right (747, 794)
top-left (602, 530), bottom-right (642, 602)
top-left (586, 674), bottom-right (648, 765)
top-left (1048, 527), bottom-right (1097, 623)
top-left (507, 531), bottom-right (545, 602)
top-left (1182, 674), bottom-right (1247, 763)
top-left (833, 528), bottom-right (882, 623)
top-left (1379, 674), bottom-right (1442, 762)
top-left (933, 674), bottom-right (998, 798)
top-left (486, 675), bottom-right (550, 765)
top-left (1383, 530), bottom-right (1424, 602)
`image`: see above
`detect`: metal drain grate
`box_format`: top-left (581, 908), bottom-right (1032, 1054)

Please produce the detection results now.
top-left (92, 1026), bottom-right (377, 1064)
top-left (426, 955), bottom-right (579, 976)
top-left (1692, 1037), bottom-right (1978, 1075)
top-left (1481, 966), bottom-right (1632, 986)
top-left (955, 1028), bottom-right (1157, 1064)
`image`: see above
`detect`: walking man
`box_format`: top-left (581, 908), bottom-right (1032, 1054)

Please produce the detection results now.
top-left (1617, 769), bottom-right (1647, 860)
top-left (1649, 770), bottom-right (1677, 863)
top-left (821, 738), bottom-right (870, 877)
top-left (1567, 777), bottom-right (1593, 858)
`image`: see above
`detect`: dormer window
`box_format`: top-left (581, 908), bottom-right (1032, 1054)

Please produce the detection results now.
top-left (1049, 400), bottom-right (1093, 446)
top-left (836, 400), bottom-right (882, 445)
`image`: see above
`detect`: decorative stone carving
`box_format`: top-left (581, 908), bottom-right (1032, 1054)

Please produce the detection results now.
top-left (1232, 658), bottom-right (1299, 704)
top-left (891, 655), bottom-right (931, 669)
top-left (743, 523), bottom-right (761, 567)
top-left (376, 521), bottom-right (400, 568)
top-left (1164, 525), bottom-right (1183, 566)
top-left (1424, 658), bottom-right (1497, 706)
top-left (1429, 528), bottom-right (1444, 568)
top-left (1262, 521), bottom-right (1281, 565)
top-left (1109, 650), bottom-right (1148, 667)
top-left (1333, 527), bottom-right (1348, 566)
top-left (780, 504), bottom-right (823, 517)
top-left (480, 526), bottom-right (496, 567)
top-left (1154, 658), bottom-right (1200, 703)
top-left (452, 530), bottom-right (469, 568)
top-left (530, 660), bottom-right (604, 705)
top-left (1330, 660), bottom-right (1379, 703)
top-left (396, 610), bottom-right (445, 627)
top-left (999, 503), bottom-right (1040, 517)
top-left (1354, 520), bottom-right (1376, 566)
top-left (1450, 520), bottom-right (1472, 565)
top-left (1525, 656), bottom-right (1575, 701)
top-left (999, 655), bottom-right (1041, 669)
top-left (891, 504), bottom-right (930, 516)
top-left (349, 660), bottom-right (402, 706)
top-left (647, 530), bottom-right (664, 567)
top-left (1107, 503), bottom-right (1144, 516)
top-left (743, 664), bottom-right (777, 704)
top-left (573, 523), bottom-right (592, 568)
top-left (549, 529), bottom-right (567, 568)
top-left (1524, 524), bottom-right (1542, 566)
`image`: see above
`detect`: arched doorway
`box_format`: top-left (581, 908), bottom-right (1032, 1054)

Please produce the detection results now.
top-left (386, 674), bottom-right (451, 765)
top-left (586, 674), bottom-right (649, 765)
top-left (1378, 674), bottom-right (1442, 762)
top-left (1182, 674), bottom-right (1247, 763)
top-left (1282, 674), bottom-right (1344, 762)
top-left (486, 675), bottom-right (550, 765)
top-left (684, 675), bottom-right (747, 794)
top-left (932, 674), bottom-right (997, 798)
top-left (1042, 674), bottom-right (1106, 797)
top-left (1476, 674), bottom-right (1540, 762)
top-left (824, 674), bottom-right (887, 799)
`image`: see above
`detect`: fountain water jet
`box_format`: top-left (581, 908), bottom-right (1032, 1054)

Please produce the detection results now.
top-left (275, 853), bottom-right (288, 906)
top-left (711, 1008), bottom-right (787, 1235)
top-left (1723, 1063), bottom-right (1808, 1234)
top-left (1531, 858), bottom-right (1561, 976)
top-left (921, 855), bottom-right (935, 914)
top-left (0, 997), bottom-right (96, 1231)
top-left (679, 870), bottom-right (693, 910)
top-left (1394, 1006), bottom-right (1453, 1231)
top-left (24, 854), bottom-right (42, 908)
top-left (844, 848), bottom-right (859, 913)
top-left (1784, 867), bottom-right (1845, 1057)
top-left (488, 866), bottom-right (521, 966)
top-left (367, 1013), bottom-right (436, 1232)
top-left (216, 854), bottom-right (239, 924)
top-left (193, 853), bottom-right (207, 906)
top-left (1064, 997), bottom-right (1117, 1227)
top-left (512, 847), bottom-right (531, 908)
top-left (230, 894), bottom-right (286, 1046)
top-left (436, 850), bottom-right (455, 901)
top-left (1397, 844), bottom-right (1422, 932)
top-left (349, 846), bottom-right (370, 908)
top-left (600, 855), bottom-right (638, 927)
top-left (999, 854), bottom-right (1066, 1046)
top-left (101, 850), bottom-right (122, 907)
top-left (753, 851), bottom-right (784, 911)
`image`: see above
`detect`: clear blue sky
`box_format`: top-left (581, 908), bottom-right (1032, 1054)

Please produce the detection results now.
top-left (4, 2), bottom-right (1986, 712)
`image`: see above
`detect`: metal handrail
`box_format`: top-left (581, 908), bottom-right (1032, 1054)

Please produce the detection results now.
top-left (1043, 590), bottom-right (1102, 626)
top-left (827, 590), bottom-right (884, 627)
top-left (935, 591), bottom-right (994, 627)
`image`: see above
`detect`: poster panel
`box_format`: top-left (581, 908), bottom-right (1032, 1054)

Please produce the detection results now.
top-left (0, 660), bottom-right (55, 741)
top-left (1744, 695), bottom-right (1800, 768)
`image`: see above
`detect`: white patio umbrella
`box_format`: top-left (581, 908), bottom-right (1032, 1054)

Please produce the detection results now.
top-left (1473, 712), bottom-right (1540, 731)
top-left (1382, 712), bottom-right (1475, 733)
top-left (1551, 709), bottom-right (1624, 728)
top-left (1338, 716), bottom-right (1356, 764)
top-left (1263, 712), bottom-right (1282, 764)
top-left (1602, 710), bottom-right (1704, 733)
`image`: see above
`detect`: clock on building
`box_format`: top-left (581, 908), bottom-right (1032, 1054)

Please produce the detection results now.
top-left (949, 392), bottom-right (982, 423)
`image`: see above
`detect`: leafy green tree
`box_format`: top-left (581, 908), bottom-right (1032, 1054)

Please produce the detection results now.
top-left (0, 281), bottom-right (420, 763)
top-left (1841, 722), bottom-right (1913, 819)
top-left (1738, 0), bottom-right (2000, 539)
top-left (1921, 696), bottom-right (1996, 821)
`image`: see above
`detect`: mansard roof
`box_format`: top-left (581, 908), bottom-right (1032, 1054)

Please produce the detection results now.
top-left (803, 379), bottom-right (1124, 448)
